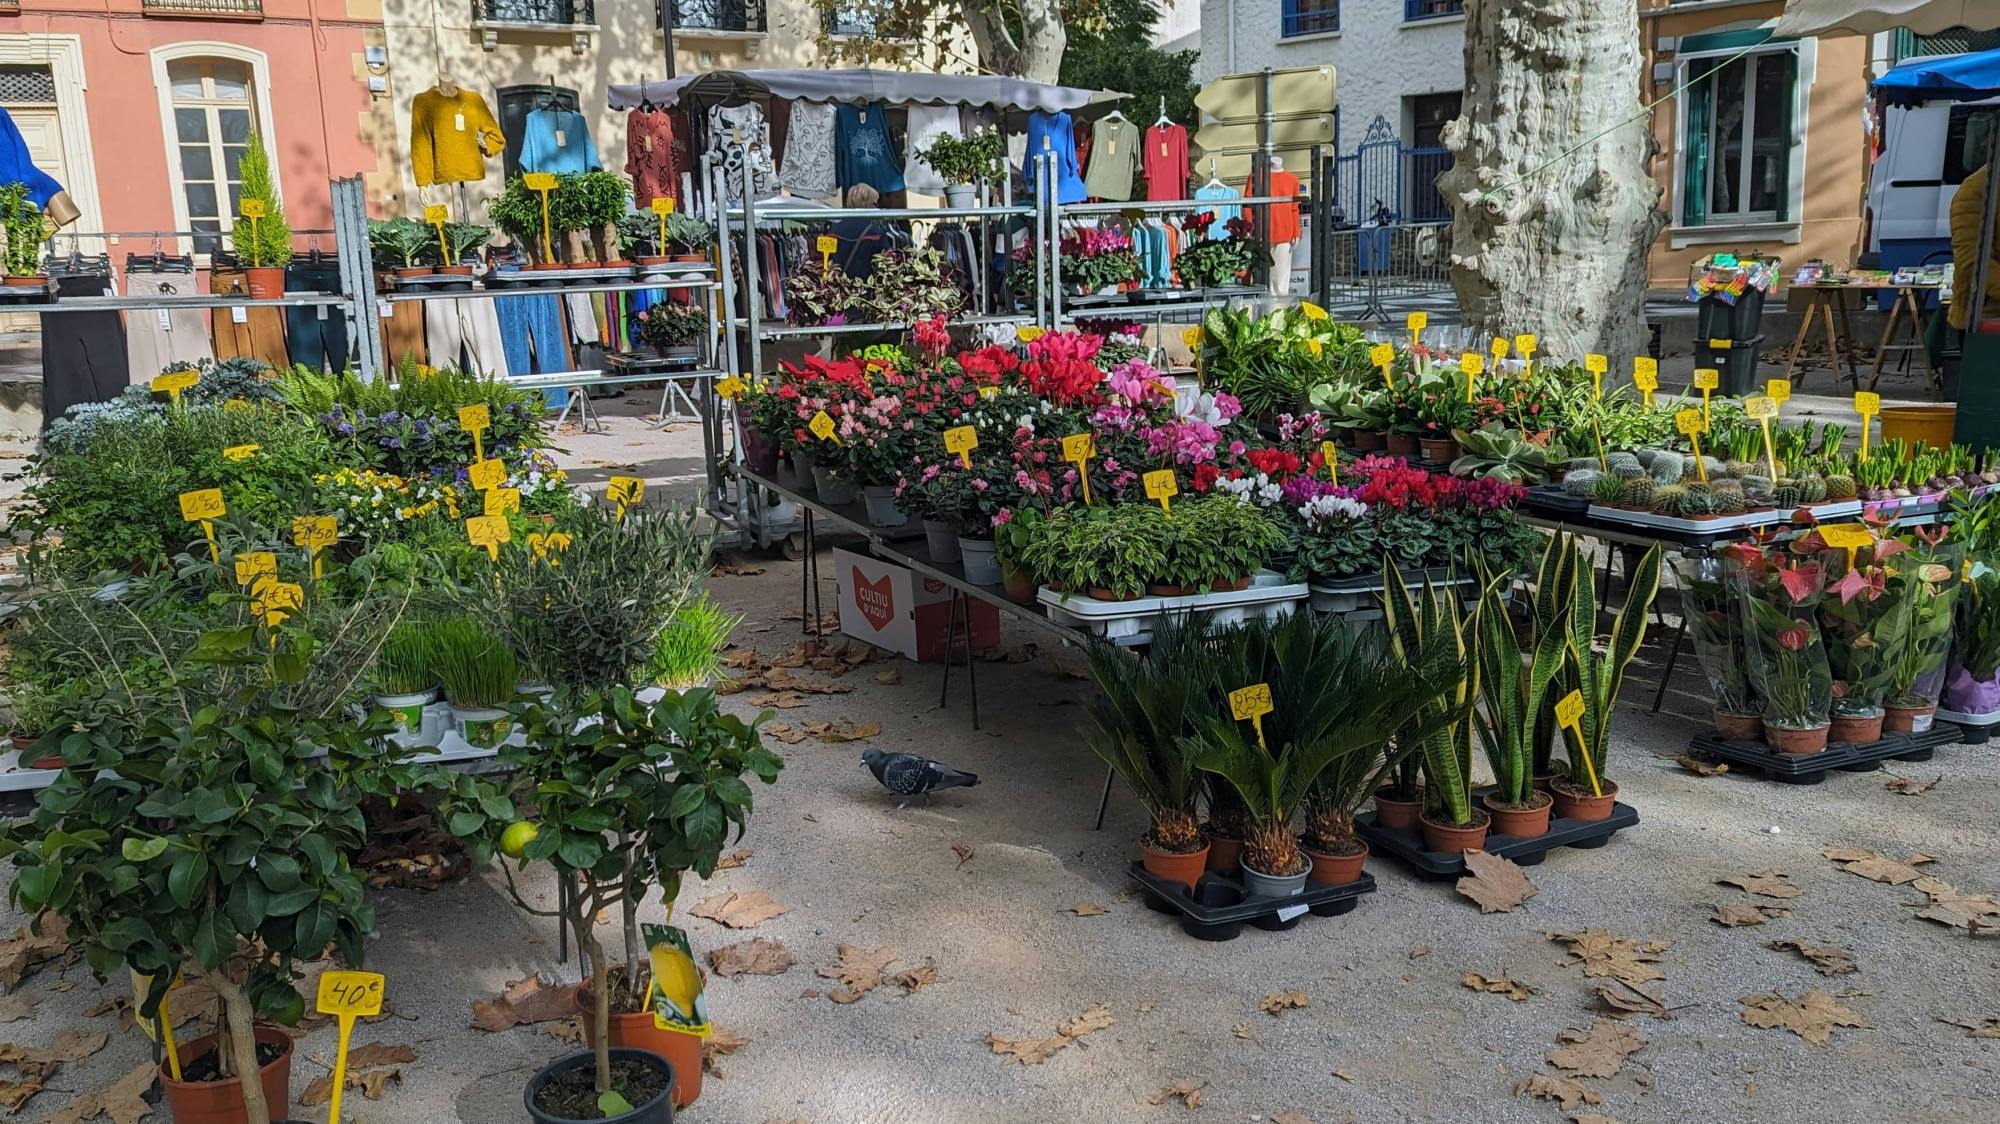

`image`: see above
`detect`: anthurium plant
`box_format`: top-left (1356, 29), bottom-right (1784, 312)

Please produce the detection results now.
top-left (1728, 538), bottom-right (1832, 733)
top-left (1885, 526), bottom-right (1964, 709)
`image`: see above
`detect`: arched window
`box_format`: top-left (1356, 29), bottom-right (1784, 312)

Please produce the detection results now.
top-left (151, 46), bottom-right (277, 255)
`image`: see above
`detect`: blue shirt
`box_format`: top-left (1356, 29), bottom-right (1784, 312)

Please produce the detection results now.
top-left (836, 102), bottom-right (904, 194)
top-left (519, 108), bottom-right (602, 175)
top-left (1194, 183), bottom-right (1242, 239)
top-left (0, 107), bottom-right (61, 208)
top-left (1022, 111), bottom-right (1086, 204)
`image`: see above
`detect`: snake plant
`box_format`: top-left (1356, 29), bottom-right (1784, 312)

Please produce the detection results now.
top-left (1558, 537), bottom-right (1661, 794)
top-left (1473, 539), bottom-right (1574, 808)
top-left (1380, 564), bottom-right (1484, 828)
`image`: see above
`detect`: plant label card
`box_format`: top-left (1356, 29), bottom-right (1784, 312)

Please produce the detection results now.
top-left (316, 970), bottom-right (385, 1019)
top-left (1818, 524), bottom-right (1874, 549)
top-left (1854, 391), bottom-right (1881, 415)
top-left (944, 425), bottom-right (978, 467)
top-left (1407, 311), bottom-right (1428, 333)
top-left (457, 404), bottom-right (491, 433)
top-left (1179, 326), bottom-right (1200, 350)
top-left (1370, 342), bottom-right (1395, 369)
top-left (1513, 333), bottom-right (1537, 356)
top-left (1693, 368), bottom-right (1719, 390)
top-left (178, 489), bottom-right (225, 522)
top-left (1322, 441), bottom-right (1339, 482)
top-left (607, 476), bottom-right (645, 509)
top-left (809, 410), bottom-right (838, 442)
top-left (815, 234), bottom-right (838, 255)
top-left (233, 551), bottom-right (276, 587)
top-left (1766, 378), bottom-right (1792, 404)
top-left (239, 199), bottom-right (266, 220)
top-left (151, 370), bottom-right (198, 399)
top-left (522, 173), bottom-right (557, 192)
top-left (1229, 683), bottom-right (1273, 722)
top-left (652, 197), bottom-right (676, 215)
top-left (222, 444), bottom-right (259, 461)
top-left (258, 580), bottom-right (304, 612)
top-left (484, 487), bottom-right (521, 516)
top-left (468, 458), bottom-right (507, 491)
top-left (1490, 337), bottom-right (1509, 359)
top-left (291, 515), bottom-right (337, 550)
top-left (1460, 353), bottom-right (1485, 376)
top-left (466, 515), bottom-right (510, 557)
top-left (1584, 354), bottom-right (1608, 374)
top-left (716, 375), bottom-right (745, 399)
top-left (1744, 396), bottom-right (1778, 420)
top-left (424, 204), bottom-right (449, 225)
top-left (1062, 433), bottom-right (1095, 463)
top-left (1144, 468), bottom-right (1178, 515)
top-left (1675, 409), bottom-right (1705, 436)
top-left (1554, 689), bottom-right (1584, 729)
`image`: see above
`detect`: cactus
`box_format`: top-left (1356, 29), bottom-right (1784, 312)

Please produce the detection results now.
top-left (1620, 476), bottom-right (1655, 508)
top-left (1684, 488), bottom-right (1717, 517)
top-left (1634, 448), bottom-right (1663, 469)
top-left (1711, 487), bottom-right (1746, 515)
top-left (1697, 456), bottom-right (1727, 478)
top-left (1607, 451), bottom-right (1643, 478)
top-left (1649, 454), bottom-right (1685, 484)
top-left (1591, 472), bottom-right (1628, 505)
top-left (1824, 473), bottom-right (1857, 501)
top-left (1650, 484), bottom-right (1688, 516)
top-left (1564, 469), bottom-right (1603, 498)
top-left (1727, 459), bottom-right (1762, 479)
top-left (1684, 479), bottom-right (1712, 497)
top-left (1772, 482), bottom-right (1802, 509)
top-left (1739, 474), bottom-right (1773, 495)
top-left (1796, 474), bottom-right (1828, 504)
top-left (1566, 457), bottom-right (1602, 474)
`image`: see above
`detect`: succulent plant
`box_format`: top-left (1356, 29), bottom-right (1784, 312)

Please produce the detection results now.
top-left (1824, 473), bottom-right (1857, 501)
top-left (1684, 479), bottom-right (1712, 497)
top-left (1739, 474), bottom-right (1773, 496)
top-left (1564, 469), bottom-right (1603, 498)
top-left (1795, 474), bottom-right (1828, 504)
top-left (1591, 472), bottom-right (1628, 505)
top-left (1620, 476), bottom-right (1655, 508)
top-left (1634, 448), bottom-right (1664, 469)
top-left (1727, 459), bottom-right (1762, 479)
top-left (1607, 451), bottom-right (1643, 478)
top-left (1771, 483), bottom-right (1802, 509)
top-left (1649, 454), bottom-right (1685, 485)
top-left (1566, 456), bottom-right (1602, 474)
top-left (1697, 456), bottom-right (1727, 478)
top-left (1649, 484), bottom-right (1688, 516)
top-left (1711, 487), bottom-right (1746, 515)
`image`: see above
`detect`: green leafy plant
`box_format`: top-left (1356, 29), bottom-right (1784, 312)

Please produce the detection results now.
top-left (0, 182), bottom-right (44, 278)
top-left (646, 593), bottom-right (742, 689)
top-left (1085, 615), bottom-right (1207, 856)
top-left (1886, 529), bottom-right (1963, 708)
top-left (1672, 553), bottom-right (1756, 717)
top-left (1381, 564), bottom-right (1482, 828)
top-left (635, 301), bottom-right (708, 350)
top-left (917, 128), bottom-right (1005, 187)
top-left (1157, 495), bottom-right (1287, 588)
top-left (1472, 541), bottom-right (1571, 810)
top-left (1017, 504), bottom-right (1167, 599)
top-left (433, 616), bottom-right (517, 708)
top-left (368, 217), bottom-right (433, 269)
top-left (1557, 537), bottom-right (1660, 793)
top-left (661, 211), bottom-right (714, 254)
top-left (1451, 423), bottom-right (1568, 484)
top-left (230, 135), bottom-right (291, 269)
top-left (442, 221), bottom-right (491, 265)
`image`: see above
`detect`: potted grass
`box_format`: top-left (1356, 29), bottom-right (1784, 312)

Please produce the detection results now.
top-left (1551, 538), bottom-right (1660, 819)
top-left (1471, 552), bottom-right (1564, 839)
top-left (434, 616), bottom-right (519, 748)
top-left (1673, 553), bottom-right (1762, 741)
top-left (1884, 528), bottom-right (1964, 733)
top-left (446, 686), bottom-right (784, 1118)
top-left (1085, 617), bottom-right (1207, 891)
top-left (1190, 611), bottom-right (1461, 896)
top-left (372, 617), bottom-right (440, 735)
top-left (646, 594), bottom-right (743, 690)
top-left (1732, 544), bottom-right (1833, 754)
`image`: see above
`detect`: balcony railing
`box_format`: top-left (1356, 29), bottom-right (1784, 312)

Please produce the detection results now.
top-left (665, 0), bottom-right (768, 33)
top-left (474, 0), bottom-right (595, 25)
top-left (141, 0), bottom-right (264, 16)
top-left (1404, 0), bottom-right (1463, 20)
top-left (1280, 0), bottom-right (1337, 38)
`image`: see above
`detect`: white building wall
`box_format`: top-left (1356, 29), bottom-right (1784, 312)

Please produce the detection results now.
top-left (1155, 0), bottom-right (1203, 53)
top-left (1197, 0), bottom-right (1464, 147)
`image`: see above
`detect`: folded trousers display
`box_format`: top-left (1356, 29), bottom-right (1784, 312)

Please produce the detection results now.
top-left (423, 297), bottom-right (510, 376)
top-left (123, 273), bottom-right (211, 382)
top-left (209, 268), bottom-right (290, 370)
top-left (285, 262), bottom-right (351, 372)
top-left (41, 275), bottom-right (129, 430)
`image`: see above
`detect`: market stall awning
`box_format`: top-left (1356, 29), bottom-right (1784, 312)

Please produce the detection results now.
top-left (1774, 0), bottom-right (2000, 38)
top-left (1874, 46), bottom-right (2000, 106)
top-left (607, 69), bottom-right (1121, 119)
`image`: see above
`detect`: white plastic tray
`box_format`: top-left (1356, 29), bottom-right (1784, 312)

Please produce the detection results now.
top-left (1038, 571), bottom-right (1308, 643)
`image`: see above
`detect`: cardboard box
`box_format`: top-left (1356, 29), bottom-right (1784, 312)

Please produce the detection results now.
top-left (833, 548), bottom-right (999, 661)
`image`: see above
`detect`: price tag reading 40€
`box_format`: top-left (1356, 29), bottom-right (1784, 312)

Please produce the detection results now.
top-left (468, 458), bottom-right (508, 492)
top-left (1693, 368), bottom-right (1720, 390)
top-left (1744, 395), bottom-right (1779, 421)
top-left (943, 426), bottom-right (978, 467)
top-left (317, 970), bottom-right (384, 1019)
top-left (179, 489), bottom-right (225, 522)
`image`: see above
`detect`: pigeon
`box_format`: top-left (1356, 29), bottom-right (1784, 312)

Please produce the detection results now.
top-left (862, 748), bottom-right (980, 801)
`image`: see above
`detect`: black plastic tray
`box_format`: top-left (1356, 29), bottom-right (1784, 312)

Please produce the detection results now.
top-left (1688, 724), bottom-right (1959, 784)
top-left (1127, 861), bottom-right (1375, 942)
top-left (1526, 487), bottom-right (1591, 516)
top-left (1356, 801), bottom-right (1640, 880)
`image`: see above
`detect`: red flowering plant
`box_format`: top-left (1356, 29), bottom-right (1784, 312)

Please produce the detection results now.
top-left (1815, 535), bottom-right (1909, 722)
top-left (1062, 224), bottom-right (1142, 292)
top-left (1283, 455), bottom-right (1537, 581)
top-left (1021, 330), bottom-right (1109, 407)
top-left (1727, 538), bottom-right (1833, 734)
top-left (773, 354), bottom-right (872, 465)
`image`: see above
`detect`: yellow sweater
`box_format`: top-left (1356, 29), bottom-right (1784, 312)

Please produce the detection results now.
top-left (410, 88), bottom-right (505, 188)
top-left (1950, 163), bottom-right (2000, 329)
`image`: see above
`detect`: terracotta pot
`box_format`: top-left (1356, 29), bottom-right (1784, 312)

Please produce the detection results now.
top-left (243, 267), bottom-right (285, 300)
top-left (1531, 771), bottom-right (1561, 796)
top-left (1419, 809), bottom-right (1490, 854)
top-left (9, 735), bottom-right (34, 752)
top-left (1087, 587), bottom-right (1143, 602)
top-left (1551, 779), bottom-right (1620, 821)
top-left (161, 1027), bottom-right (293, 1124)
top-left (1351, 428), bottom-right (1387, 452)
top-left (1204, 832), bottom-right (1244, 873)
top-left (393, 266), bottom-right (434, 279)
top-left (1419, 437), bottom-right (1461, 463)
top-left (29, 755), bottom-right (62, 771)
top-left (1764, 723), bottom-right (1830, 755)
top-left (670, 252), bottom-right (707, 263)
top-left (1303, 839), bottom-right (1367, 885)
top-left (437, 264), bottom-right (474, 276)
top-left (1482, 791), bottom-right (1553, 838)
top-left (1884, 704), bottom-right (1937, 734)
top-left (3, 275), bottom-right (42, 287)
top-left (1209, 575), bottom-right (1252, 592)
top-left (1147, 582), bottom-right (1200, 597)
top-left (1384, 432), bottom-right (1420, 457)
top-left (1003, 565), bottom-right (1038, 606)
top-left (636, 255), bottom-right (671, 267)
top-left (1714, 710), bottom-right (1764, 742)
top-left (1140, 837), bottom-right (1210, 893)
top-left (1372, 788), bottom-right (1422, 830)
top-left (1829, 712), bottom-right (1884, 746)
top-left (577, 987), bottom-right (702, 1109)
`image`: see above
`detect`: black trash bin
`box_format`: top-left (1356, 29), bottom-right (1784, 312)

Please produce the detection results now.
top-left (1696, 288), bottom-right (1768, 343)
top-left (1694, 334), bottom-right (1766, 397)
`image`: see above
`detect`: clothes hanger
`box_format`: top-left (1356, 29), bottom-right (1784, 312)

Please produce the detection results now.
top-left (1156, 97), bottom-right (1171, 128)
top-left (1205, 157), bottom-right (1223, 188)
top-left (1105, 106), bottom-right (1125, 123)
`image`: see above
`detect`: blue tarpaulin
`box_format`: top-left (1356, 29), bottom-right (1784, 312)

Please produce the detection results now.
top-left (1874, 47), bottom-right (2000, 106)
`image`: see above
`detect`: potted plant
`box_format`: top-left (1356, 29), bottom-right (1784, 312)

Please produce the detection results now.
top-left (992, 507), bottom-right (1045, 604)
top-left (5, 682), bottom-right (68, 770)
top-left (1673, 553), bottom-right (1762, 740)
top-left (489, 177), bottom-right (549, 267)
top-left (231, 134), bottom-right (291, 298)
top-left (1883, 527), bottom-right (1963, 733)
top-left (441, 221), bottom-right (491, 275)
top-left (1382, 566), bottom-right (1487, 853)
top-left (372, 617), bottom-right (440, 735)
top-left (1062, 226), bottom-right (1142, 295)
top-left (1550, 539), bottom-right (1659, 819)
top-left (1470, 549), bottom-right (1565, 839)
top-left (0, 182), bottom-right (43, 287)
top-left (635, 300), bottom-right (708, 361)
top-left (1018, 504), bottom-right (1167, 602)
top-left (367, 216), bottom-right (435, 281)
top-left (433, 615), bottom-right (519, 748)
top-left (1155, 495), bottom-right (1287, 594)
top-left (1814, 539), bottom-right (1904, 745)
top-left (661, 212), bottom-right (714, 263)
top-left (858, 247), bottom-right (968, 324)
top-left (1174, 212), bottom-right (1264, 289)
top-left (917, 128), bottom-right (1004, 207)
top-left (1947, 552), bottom-right (2000, 721)
top-left (617, 212), bottom-right (660, 266)
top-left (1085, 617), bottom-right (1207, 891)
top-left (783, 267), bottom-right (863, 327)
top-left (646, 593), bottom-right (743, 690)
top-left (1731, 543), bottom-right (1833, 754)
top-left (448, 686), bottom-right (784, 1117)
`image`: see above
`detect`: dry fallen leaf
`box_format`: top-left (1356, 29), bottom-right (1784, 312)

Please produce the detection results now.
top-left (1066, 901), bottom-right (1108, 917)
top-left (0, 1029), bottom-right (108, 1079)
top-left (343, 1042), bottom-right (418, 1070)
top-left (1261, 990), bottom-right (1310, 1015)
top-left (1058, 1004), bottom-right (1115, 1038)
top-left (891, 963), bottom-right (942, 994)
top-left (0, 915), bottom-right (68, 991)
top-left (1515, 1074), bottom-right (1602, 1110)
top-left (988, 1033), bottom-right (1070, 1065)
top-left (743, 691), bottom-right (811, 709)
top-left (1821, 847), bottom-right (1936, 886)
top-left (875, 669), bottom-right (902, 685)
top-left (689, 890), bottom-right (788, 930)
top-left (543, 1018), bottom-right (585, 1045)
top-left (1938, 1015), bottom-right (2000, 1038)
top-left (1546, 1019), bottom-right (1647, 1079)
top-left (0, 994), bottom-right (37, 1023)
top-left (1711, 903), bottom-right (1790, 927)
top-left (1717, 868), bottom-right (1801, 899)
top-left (1882, 772), bottom-right (1941, 795)
top-left (1461, 972), bottom-right (1535, 1002)
top-left (714, 559), bottom-right (766, 576)
top-left (708, 938), bottom-right (795, 979)
top-left (1231, 1022), bottom-right (1253, 1039)
top-left (818, 945), bottom-right (899, 1003)
top-left (1675, 754), bottom-right (1729, 776)
top-left (471, 975), bottom-right (578, 1031)
top-left (1592, 979), bottom-right (1672, 1020)
top-left (299, 1047), bottom-right (412, 1106)
top-left (703, 1026), bottom-right (749, 1077)
top-left (42, 1060), bottom-right (154, 1124)
top-left (1457, 850), bottom-right (1539, 913)
top-left (952, 841), bottom-right (975, 868)
top-left (1271, 1113), bottom-right (1314, 1124)
top-left (715, 848), bottom-right (753, 871)
top-left (1915, 889), bottom-right (2000, 933)
top-left (1148, 1079), bottom-right (1206, 1108)
top-left (810, 720), bottom-right (881, 743)
top-left (762, 723), bottom-right (809, 744)
top-left (1770, 938), bottom-right (1857, 976)
top-left (1408, 945), bottom-right (1433, 960)
top-left (1546, 930), bottom-right (1672, 988)
top-left (1739, 989), bottom-right (1867, 1047)
top-left (1332, 1069), bottom-right (1357, 1083)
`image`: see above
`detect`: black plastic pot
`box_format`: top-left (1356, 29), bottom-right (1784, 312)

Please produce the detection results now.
top-left (525, 1048), bottom-right (675, 1124)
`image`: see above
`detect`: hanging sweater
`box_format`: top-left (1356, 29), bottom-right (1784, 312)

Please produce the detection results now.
top-left (836, 102), bottom-right (904, 194)
top-left (1143, 123), bottom-right (1189, 202)
top-left (519, 107), bottom-right (602, 175)
top-left (626, 109), bottom-right (682, 205)
top-left (410, 87), bottom-right (505, 188)
top-left (1021, 111), bottom-right (1086, 204)
top-left (1082, 117), bottom-right (1141, 202)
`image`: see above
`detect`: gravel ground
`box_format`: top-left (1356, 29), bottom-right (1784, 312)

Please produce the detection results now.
top-left (4, 402), bottom-right (1997, 1124)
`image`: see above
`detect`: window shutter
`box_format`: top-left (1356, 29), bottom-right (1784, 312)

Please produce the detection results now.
top-left (1774, 50), bottom-right (1799, 224)
top-left (1683, 70), bottom-right (1711, 227)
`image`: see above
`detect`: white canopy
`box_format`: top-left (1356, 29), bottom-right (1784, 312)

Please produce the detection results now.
top-left (607, 68), bottom-right (1120, 118)
top-left (1774, 0), bottom-right (2000, 38)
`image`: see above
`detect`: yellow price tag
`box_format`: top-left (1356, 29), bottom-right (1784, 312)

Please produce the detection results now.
top-left (1854, 391), bottom-right (1881, 415)
top-left (255, 579), bottom-right (304, 612)
top-left (1019, 326), bottom-right (1047, 344)
top-left (607, 476), bottom-right (645, 509)
top-left (1633, 356), bottom-right (1658, 382)
top-left (484, 487), bottom-right (521, 516)
top-left (977, 385), bottom-right (1000, 399)
top-left (1062, 433), bottom-right (1095, 462)
top-left (1490, 337), bottom-right (1510, 359)
top-left (239, 199), bottom-right (266, 220)
top-left (809, 410), bottom-right (838, 442)
top-left (1514, 333), bottom-right (1537, 357)
top-left (466, 515), bottom-right (510, 558)
top-left (1229, 682), bottom-right (1274, 750)
top-left (152, 370), bottom-right (199, 399)
top-left (1675, 409), bottom-right (1705, 437)
top-left (222, 443), bottom-right (259, 462)
top-left (1461, 353), bottom-right (1485, 376)
top-left (1744, 396), bottom-right (1778, 421)
top-left (1370, 342), bottom-right (1395, 368)
top-left (233, 551), bottom-right (276, 587)
top-left (651, 197), bottom-right (676, 216)
top-left (522, 172), bottom-right (557, 192)
top-left (943, 425), bottom-right (978, 468)
top-left (1407, 311), bottom-right (1428, 333)
top-left (1177, 326), bottom-right (1198, 349)
top-left (815, 234), bottom-right (838, 255)
top-left (291, 515), bottom-right (337, 551)
top-left (179, 489), bottom-right (225, 522)
top-left (1144, 468), bottom-right (1178, 516)
top-left (716, 376), bottom-right (746, 400)
top-left (1766, 378), bottom-right (1792, 405)
top-left (314, 970), bottom-right (386, 1124)
top-left (1584, 354), bottom-right (1608, 375)
top-left (457, 404), bottom-right (491, 432)
top-left (1693, 368), bottom-right (1719, 390)
top-left (1322, 441), bottom-right (1340, 483)
top-left (1818, 524), bottom-right (1875, 549)
top-left (1554, 689), bottom-right (1585, 730)
top-left (468, 458), bottom-right (508, 491)
top-left (423, 204), bottom-right (448, 225)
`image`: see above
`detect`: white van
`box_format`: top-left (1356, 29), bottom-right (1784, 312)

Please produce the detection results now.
top-left (1866, 95), bottom-right (2000, 266)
